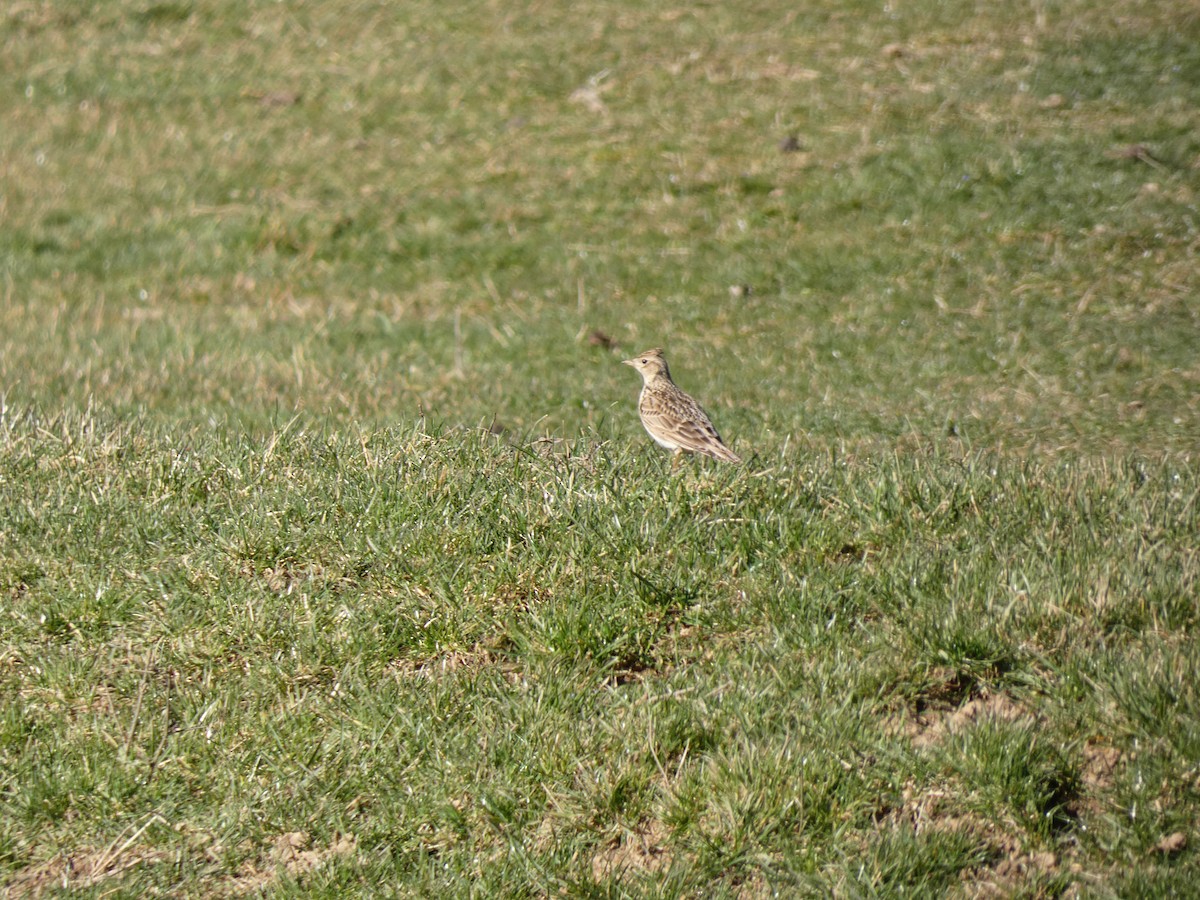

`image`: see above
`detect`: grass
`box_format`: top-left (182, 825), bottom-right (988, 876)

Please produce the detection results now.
top-left (2, 0), bottom-right (1199, 895)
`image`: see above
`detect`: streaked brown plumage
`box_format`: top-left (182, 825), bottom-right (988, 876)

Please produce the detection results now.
top-left (622, 348), bottom-right (742, 463)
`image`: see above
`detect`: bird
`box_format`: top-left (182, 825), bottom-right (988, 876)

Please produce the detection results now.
top-left (622, 348), bottom-right (742, 464)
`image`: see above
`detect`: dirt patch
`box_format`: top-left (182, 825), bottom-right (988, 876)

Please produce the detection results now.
top-left (391, 645), bottom-right (498, 679)
top-left (591, 819), bottom-right (672, 882)
top-left (389, 640), bottom-right (522, 684)
top-left (919, 668), bottom-right (978, 707)
top-left (733, 870), bottom-right (778, 898)
top-left (237, 560), bottom-right (343, 595)
top-left (909, 691), bottom-right (1034, 749)
top-left (881, 782), bottom-right (1020, 853)
top-left (875, 781), bottom-right (1073, 899)
top-left (892, 694), bottom-right (1086, 894)
top-left (960, 849), bottom-right (1063, 899)
top-left (1152, 831), bottom-right (1187, 856)
top-left (1081, 741), bottom-right (1123, 791)
top-left (268, 831), bottom-right (356, 878)
top-left (224, 831), bottom-right (357, 895)
top-left (6, 832), bottom-right (170, 898)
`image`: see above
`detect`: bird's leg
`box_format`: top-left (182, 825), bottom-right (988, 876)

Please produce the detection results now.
top-left (671, 449), bottom-right (683, 472)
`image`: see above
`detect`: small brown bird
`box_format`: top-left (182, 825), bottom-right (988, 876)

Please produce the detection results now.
top-left (622, 348), bottom-right (742, 464)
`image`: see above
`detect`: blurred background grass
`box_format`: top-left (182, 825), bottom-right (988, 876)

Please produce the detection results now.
top-left (3, 0), bottom-right (1197, 452)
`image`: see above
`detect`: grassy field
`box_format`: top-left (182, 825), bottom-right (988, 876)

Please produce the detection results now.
top-left (2, 0), bottom-right (1198, 895)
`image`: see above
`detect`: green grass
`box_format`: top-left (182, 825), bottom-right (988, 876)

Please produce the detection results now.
top-left (2, 0), bottom-right (1199, 895)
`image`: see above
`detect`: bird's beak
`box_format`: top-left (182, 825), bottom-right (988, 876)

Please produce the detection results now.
top-left (621, 358), bottom-right (636, 367)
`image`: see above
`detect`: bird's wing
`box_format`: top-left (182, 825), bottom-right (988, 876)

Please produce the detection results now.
top-left (648, 400), bottom-right (740, 462)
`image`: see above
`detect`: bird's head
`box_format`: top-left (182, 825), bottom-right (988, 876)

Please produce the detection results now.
top-left (622, 348), bottom-right (670, 382)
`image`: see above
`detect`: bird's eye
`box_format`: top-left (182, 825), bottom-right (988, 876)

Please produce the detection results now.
top-left (640, 358), bottom-right (647, 363)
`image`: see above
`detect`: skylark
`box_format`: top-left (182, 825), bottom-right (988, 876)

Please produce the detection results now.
top-left (622, 348), bottom-right (742, 464)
